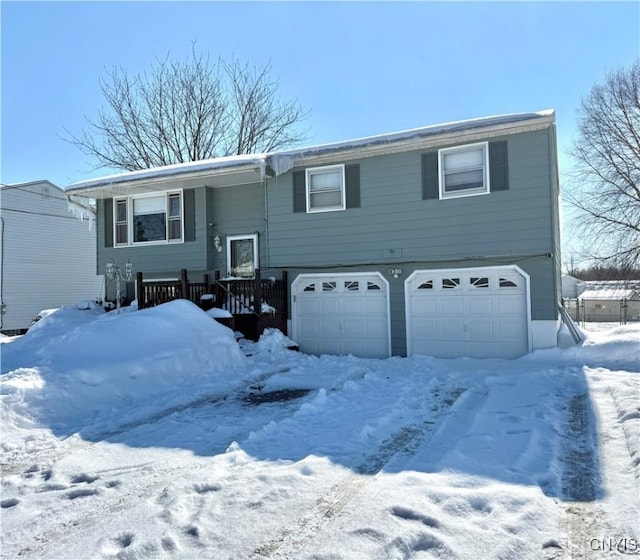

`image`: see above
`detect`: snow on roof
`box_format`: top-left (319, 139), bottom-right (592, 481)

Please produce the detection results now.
top-left (1, 179), bottom-right (62, 191)
top-left (65, 110), bottom-right (555, 193)
top-left (65, 153), bottom-right (269, 193)
top-left (274, 109), bottom-right (554, 161)
top-left (579, 287), bottom-right (640, 300)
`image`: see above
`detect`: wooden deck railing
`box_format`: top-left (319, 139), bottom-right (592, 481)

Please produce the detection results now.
top-left (136, 269), bottom-right (288, 339)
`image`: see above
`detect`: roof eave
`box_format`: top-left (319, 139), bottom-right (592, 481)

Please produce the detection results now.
top-left (65, 162), bottom-right (267, 199)
top-left (279, 113), bottom-right (555, 169)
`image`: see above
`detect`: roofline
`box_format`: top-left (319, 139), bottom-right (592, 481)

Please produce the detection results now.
top-left (65, 157), bottom-right (267, 195)
top-left (65, 109), bottom-right (555, 194)
top-left (1, 179), bottom-right (62, 191)
top-left (276, 110), bottom-right (555, 169)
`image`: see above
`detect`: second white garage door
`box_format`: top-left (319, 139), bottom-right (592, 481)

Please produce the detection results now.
top-left (292, 273), bottom-right (390, 358)
top-left (406, 266), bottom-right (530, 359)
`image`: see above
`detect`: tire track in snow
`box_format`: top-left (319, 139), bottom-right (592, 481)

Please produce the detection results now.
top-left (560, 377), bottom-right (640, 559)
top-left (250, 385), bottom-right (468, 559)
top-left (1, 366), bottom-right (289, 477)
top-left (560, 391), bottom-right (601, 560)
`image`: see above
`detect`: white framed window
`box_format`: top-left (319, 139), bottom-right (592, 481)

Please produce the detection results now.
top-left (115, 198), bottom-right (128, 245)
top-left (113, 191), bottom-right (183, 246)
top-left (305, 164), bottom-right (345, 213)
top-left (438, 142), bottom-right (489, 199)
top-left (226, 234), bottom-right (258, 278)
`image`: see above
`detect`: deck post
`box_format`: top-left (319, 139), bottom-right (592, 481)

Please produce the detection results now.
top-left (180, 269), bottom-right (189, 300)
top-left (254, 268), bottom-right (262, 316)
top-left (282, 270), bottom-right (288, 319)
top-left (136, 271), bottom-right (145, 310)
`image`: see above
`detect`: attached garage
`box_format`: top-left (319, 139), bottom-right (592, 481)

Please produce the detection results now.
top-left (405, 266), bottom-right (531, 359)
top-left (291, 273), bottom-right (390, 358)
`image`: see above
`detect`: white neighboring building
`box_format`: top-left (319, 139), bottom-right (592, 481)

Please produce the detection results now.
top-left (0, 180), bottom-right (104, 334)
top-left (561, 274), bottom-right (584, 299)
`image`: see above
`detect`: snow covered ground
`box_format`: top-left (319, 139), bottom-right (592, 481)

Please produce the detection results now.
top-left (1, 302), bottom-right (638, 560)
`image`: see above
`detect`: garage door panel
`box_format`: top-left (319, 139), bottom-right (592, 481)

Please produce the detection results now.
top-left (468, 319), bottom-right (495, 340)
top-left (496, 295), bottom-right (525, 313)
top-left (468, 297), bottom-right (494, 314)
top-left (319, 299), bottom-right (341, 314)
top-left (299, 299), bottom-right (320, 315)
top-left (413, 318), bottom-right (440, 338)
top-left (412, 298), bottom-right (439, 315)
top-left (496, 319), bottom-right (527, 340)
top-left (365, 298), bottom-right (388, 315)
top-left (440, 298), bottom-right (465, 314)
top-left (440, 319), bottom-right (466, 339)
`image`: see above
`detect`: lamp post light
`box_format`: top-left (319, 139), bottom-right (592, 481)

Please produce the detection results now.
top-left (106, 260), bottom-right (133, 313)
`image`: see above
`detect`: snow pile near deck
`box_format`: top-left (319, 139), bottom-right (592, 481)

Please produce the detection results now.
top-left (1, 300), bottom-right (247, 436)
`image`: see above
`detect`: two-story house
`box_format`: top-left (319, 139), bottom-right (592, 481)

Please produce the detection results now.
top-left (66, 110), bottom-right (562, 359)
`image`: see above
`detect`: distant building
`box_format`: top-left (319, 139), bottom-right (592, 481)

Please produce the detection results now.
top-left (0, 180), bottom-right (104, 334)
top-left (562, 275), bottom-right (640, 323)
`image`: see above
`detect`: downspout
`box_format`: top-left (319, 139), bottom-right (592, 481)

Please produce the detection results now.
top-left (0, 217), bottom-right (4, 329)
top-left (263, 176), bottom-right (270, 269)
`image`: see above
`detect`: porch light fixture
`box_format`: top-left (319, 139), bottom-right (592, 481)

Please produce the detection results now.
top-left (213, 234), bottom-right (223, 253)
top-left (209, 223), bottom-right (224, 253)
top-left (106, 259), bottom-right (133, 313)
top-left (389, 268), bottom-right (403, 279)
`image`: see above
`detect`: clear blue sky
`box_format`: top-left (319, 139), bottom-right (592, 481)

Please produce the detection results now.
top-left (1, 1), bottom-right (638, 264)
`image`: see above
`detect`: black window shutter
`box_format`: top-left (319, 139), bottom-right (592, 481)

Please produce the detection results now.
top-left (293, 170), bottom-right (306, 213)
top-left (345, 164), bottom-right (360, 209)
top-left (422, 152), bottom-right (439, 199)
top-left (183, 189), bottom-right (196, 241)
top-left (489, 141), bottom-right (509, 191)
top-left (104, 199), bottom-right (113, 248)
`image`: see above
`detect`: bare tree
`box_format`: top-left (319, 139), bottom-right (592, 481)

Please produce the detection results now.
top-left (566, 60), bottom-right (640, 268)
top-left (65, 49), bottom-right (308, 171)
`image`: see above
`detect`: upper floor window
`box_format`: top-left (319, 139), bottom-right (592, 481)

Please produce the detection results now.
top-left (114, 191), bottom-right (183, 246)
top-left (438, 142), bottom-right (489, 199)
top-left (306, 164), bottom-right (345, 213)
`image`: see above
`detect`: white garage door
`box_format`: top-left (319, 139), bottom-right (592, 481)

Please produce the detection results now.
top-left (406, 266), bottom-right (530, 359)
top-left (292, 273), bottom-right (390, 358)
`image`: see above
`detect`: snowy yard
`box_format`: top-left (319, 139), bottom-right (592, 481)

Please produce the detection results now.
top-left (1, 301), bottom-right (638, 559)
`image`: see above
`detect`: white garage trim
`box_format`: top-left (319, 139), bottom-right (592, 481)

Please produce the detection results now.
top-left (292, 272), bottom-right (391, 358)
top-left (405, 265), bottom-right (532, 357)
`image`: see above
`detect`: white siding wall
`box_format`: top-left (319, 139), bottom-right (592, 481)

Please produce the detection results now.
top-left (0, 181), bottom-right (104, 332)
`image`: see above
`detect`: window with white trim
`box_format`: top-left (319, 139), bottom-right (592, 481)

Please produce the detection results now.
top-left (115, 199), bottom-right (128, 245)
top-left (114, 191), bottom-right (183, 246)
top-left (306, 164), bottom-right (345, 212)
top-left (439, 142), bottom-right (489, 199)
top-left (226, 234), bottom-right (258, 278)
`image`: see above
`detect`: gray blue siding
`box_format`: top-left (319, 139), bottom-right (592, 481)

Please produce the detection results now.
top-left (266, 128), bottom-right (560, 326)
top-left (205, 183), bottom-right (266, 274)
